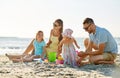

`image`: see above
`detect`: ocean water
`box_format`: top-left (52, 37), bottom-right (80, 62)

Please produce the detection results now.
top-left (0, 37), bottom-right (120, 55)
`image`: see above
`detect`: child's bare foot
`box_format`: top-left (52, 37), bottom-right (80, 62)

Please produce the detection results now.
top-left (5, 53), bottom-right (8, 57)
top-left (5, 53), bottom-right (12, 60)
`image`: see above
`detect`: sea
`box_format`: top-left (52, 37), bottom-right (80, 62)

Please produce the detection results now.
top-left (0, 37), bottom-right (120, 55)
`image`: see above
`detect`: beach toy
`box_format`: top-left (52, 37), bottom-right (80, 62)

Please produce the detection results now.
top-left (33, 58), bottom-right (43, 62)
top-left (44, 59), bottom-right (48, 63)
top-left (56, 59), bottom-right (64, 64)
top-left (34, 58), bottom-right (43, 63)
top-left (48, 52), bottom-right (56, 62)
top-left (56, 55), bottom-right (64, 64)
top-left (39, 58), bottom-right (43, 63)
top-left (58, 56), bottom-right (63, 60)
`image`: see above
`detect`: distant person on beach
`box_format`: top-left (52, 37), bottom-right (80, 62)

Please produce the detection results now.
top-left (77, 17), bottom-right (118, 65)
top-left (45, 19), bottom-right (63, 58)
top-left (58, 28), bottom-right (80, 67)
top-left (6, 31), bottom-right (46, 62)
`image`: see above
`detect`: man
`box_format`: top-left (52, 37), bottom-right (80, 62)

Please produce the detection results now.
top-left (77, 18), bottom-right (118, 65)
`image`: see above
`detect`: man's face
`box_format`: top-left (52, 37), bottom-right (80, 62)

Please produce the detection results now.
top-left (83, 23), bottom-right (93, 34)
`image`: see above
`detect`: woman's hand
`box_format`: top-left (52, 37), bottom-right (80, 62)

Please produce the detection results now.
top-left (45, 44), bottom-right (49, 48)
top-left (46, 41), bottom-right (52, 48)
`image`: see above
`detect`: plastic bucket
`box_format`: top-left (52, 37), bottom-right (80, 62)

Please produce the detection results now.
top-left (48, 52), bottom-right (56, 62)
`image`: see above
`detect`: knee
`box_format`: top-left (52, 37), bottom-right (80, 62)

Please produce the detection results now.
top-left (84, 38), bottom-right (89, 48)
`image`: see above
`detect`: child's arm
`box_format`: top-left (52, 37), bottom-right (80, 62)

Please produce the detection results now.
top-left (23, 39), bottom-right (34, 55)
top-left (73, 38), bottom-right (80, 49)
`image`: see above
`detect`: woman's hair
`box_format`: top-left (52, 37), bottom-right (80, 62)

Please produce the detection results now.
top-left (36, 30), bottom-right (44, 41)
top-left (54, 19), bottom-right (63, 42)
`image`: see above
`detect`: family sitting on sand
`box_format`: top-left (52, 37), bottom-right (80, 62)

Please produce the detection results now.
top-left (6, 18), bottom-right (118, 67)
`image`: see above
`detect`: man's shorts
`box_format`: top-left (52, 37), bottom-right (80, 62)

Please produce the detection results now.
top-left (103, 52), bottom-right (117, 61)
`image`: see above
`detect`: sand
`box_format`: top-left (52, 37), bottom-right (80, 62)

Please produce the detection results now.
top-left (0, 55), bottom-right (120, 78)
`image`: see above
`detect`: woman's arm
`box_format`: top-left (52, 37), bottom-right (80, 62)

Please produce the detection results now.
top-left (46, 29), bottom-right (53, 47)
top-left (23, 39), bottom-right (34, 55)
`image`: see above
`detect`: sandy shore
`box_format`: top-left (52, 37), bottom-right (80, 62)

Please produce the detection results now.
top-left (0, 55), bottom-right (120, 78)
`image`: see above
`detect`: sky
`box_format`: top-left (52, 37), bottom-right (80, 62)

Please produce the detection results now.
top-left (0, 0), bottom-right (120, 38)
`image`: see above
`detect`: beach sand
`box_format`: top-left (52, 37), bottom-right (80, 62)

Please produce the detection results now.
top-left (0, 55), bottom-right (120, 78)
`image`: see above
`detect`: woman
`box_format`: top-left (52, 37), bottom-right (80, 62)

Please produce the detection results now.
top-left (45, 19), bottom-right (63, 58)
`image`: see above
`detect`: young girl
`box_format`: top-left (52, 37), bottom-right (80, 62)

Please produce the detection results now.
top-left (58, 28), bottom-right (80, 67)
top-left (6, 31), bottom-right (46, 62)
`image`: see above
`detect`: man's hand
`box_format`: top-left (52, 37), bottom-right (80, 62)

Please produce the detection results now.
top-left (78, 51), bottom-right (87, 57)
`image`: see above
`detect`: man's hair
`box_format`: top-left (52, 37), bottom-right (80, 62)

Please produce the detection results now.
top-left (83, 18), bottom-right (94, 24)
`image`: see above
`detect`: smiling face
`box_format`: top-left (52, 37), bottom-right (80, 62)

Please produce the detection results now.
top-left (53, 22), bottom-right (62, 30)
top-left (36, 31), bottom-right (44, 42)
top-left (53, 19), bottom-right (63, 42)
top-left (54, 19), bottom-right (63, 34)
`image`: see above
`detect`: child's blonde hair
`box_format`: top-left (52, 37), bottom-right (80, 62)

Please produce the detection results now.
top-left (36, 31), bottom-right (44, 41)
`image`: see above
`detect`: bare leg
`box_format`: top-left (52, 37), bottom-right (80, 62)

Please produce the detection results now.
top-left (41, 47), bottom-right (47, 59)
top-left (22, 58), bottom-right (33, 62)
top-left (84, 38), bottom-right (89, 48)
top-left (12, 56), bottom-right (33, 62)
top-left (76, 38), bottom-right (89, 65)
top-left (84, 38), bottom-right (98, 50)
top-left (90, 55), bottom-right (115, 65)
top-left (79, 61), bottom-right (90, 66)
top-left (12, 58), bottom-right (22, 63)
top-left (77, 38), bottom-right (99, 66)
top-left (95, 60), bottom-right (114, 64)
top-left (5, 53), bottom-right (24, 60)
top-left (83, 38), bottom-right (115, 65)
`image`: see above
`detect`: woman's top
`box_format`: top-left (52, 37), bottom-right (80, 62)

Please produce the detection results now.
top-left (46, 35), bottom-right (59, 53)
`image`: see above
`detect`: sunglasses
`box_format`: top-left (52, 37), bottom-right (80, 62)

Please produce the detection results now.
top-left (83, 24), bottom-right (91, 31)
top-left (53, 23), bottom-right (60, 27)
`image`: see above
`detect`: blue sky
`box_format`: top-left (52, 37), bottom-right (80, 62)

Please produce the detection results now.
top-left (0, 0), bottom-right (120, 38)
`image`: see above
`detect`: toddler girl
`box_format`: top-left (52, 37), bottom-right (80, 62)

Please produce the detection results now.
top-left (58, 28), bottom-right (80, 67)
